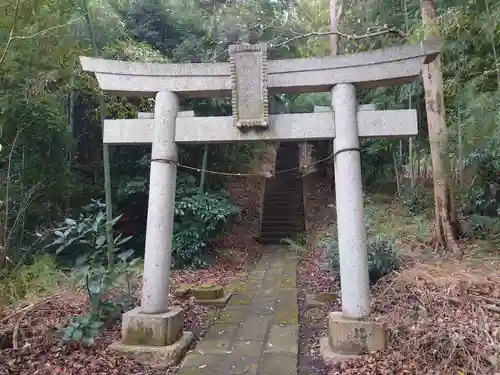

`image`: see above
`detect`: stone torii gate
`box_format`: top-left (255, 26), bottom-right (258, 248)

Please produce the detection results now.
top-left (80, 39), bottom-right (441, 363)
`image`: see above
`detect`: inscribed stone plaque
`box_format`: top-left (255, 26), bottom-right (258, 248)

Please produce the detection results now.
top-left (229, 43), bottom-right (268, 128)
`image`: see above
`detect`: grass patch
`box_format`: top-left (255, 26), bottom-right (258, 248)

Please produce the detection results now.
top-left (0, 254), bottom-right (67, 306)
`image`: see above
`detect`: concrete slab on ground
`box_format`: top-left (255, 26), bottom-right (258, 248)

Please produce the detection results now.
top-left (178, 245), bottom-right (299, 375)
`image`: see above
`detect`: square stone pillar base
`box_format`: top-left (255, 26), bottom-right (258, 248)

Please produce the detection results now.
top-left (107, 306), bottom-right (193, 367)
top-left (320, 312), bottom-right (386, 363)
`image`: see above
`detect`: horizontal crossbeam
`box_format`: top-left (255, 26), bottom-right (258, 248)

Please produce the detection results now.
top-left (103, 110), bottom-right (417, 144)
top-left (80, 39), bottom-right (442, 97)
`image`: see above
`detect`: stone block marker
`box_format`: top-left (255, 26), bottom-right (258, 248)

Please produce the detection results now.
top-left (319, 312), bottom-right (386, 364)
top-left (178, 246), bottom-right (299, 375)
top-left (193, 285), bottom-right (233, 308)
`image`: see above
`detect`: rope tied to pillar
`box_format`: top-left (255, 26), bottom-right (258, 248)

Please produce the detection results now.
top-left (151, 158), bottom-right (178, 166)
top-left (333, 147), bottom-right (361, 158)
top-left (150, 152), bottom-right (336, 178)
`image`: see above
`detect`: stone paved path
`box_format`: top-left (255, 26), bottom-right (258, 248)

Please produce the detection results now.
top-left (178, 245), bottom-right (298, 375)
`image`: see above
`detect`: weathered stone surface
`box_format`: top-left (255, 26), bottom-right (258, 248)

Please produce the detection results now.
top-left (229, 291), bottom-right (256, 305)
top-left (304, 308), bottom-right (327, 328)
top-left (327, 312), bottom-right (387, 354)
top-left (108, 331), bottom-right (193, 367)
top-left (104, 110), bottom-right (418, 145)
top-left (181, 353), bottom-right (223, 368)
top-left (319, 336), bottom-right (358, 365)
top-left (193, 285), bottom-right (224, 300)
top-left (195, 293), bottom-right (233, 308)
top-left (258, 353), bottom-right (297, 375)
top-left (229, 43), bottom-right (268, 128)
top-left (174, 284), bottom-right (192, 297)
top-left (305, 292), bottom-right (338, 309)
top-left (279, 276), bottom-right (296, 289)
top-left (221, 341), bottom-right (263, 374)
top-left (248, 296), bottom-right (276, 315)
top-left (272, 306), bottom-right (299, 325)
top-left (194, 324), bottom-right (238, 355)
top-left (81, 38), bottom-right (442, 96)
top-left (122, 307), bottom-right (184, 346)
top-left (178, 247), bottom-right (298, 375)
top-left (316, 291), bottom-right (339, 302)
top-left (264, 325), bottom-right (298, 354)
top-left (235, 315), bottom-right (272, 341)
top-left (219, 306), bottom-right (248, 324)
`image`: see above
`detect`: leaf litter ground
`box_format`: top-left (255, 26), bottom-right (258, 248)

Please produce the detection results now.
top-left (0, 176), bottom-right (264, 375)
top-left (300, 177), bottom-right (500, 375)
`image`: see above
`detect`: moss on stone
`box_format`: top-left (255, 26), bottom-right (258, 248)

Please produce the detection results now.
top-left (193, 285), bottom-right (224, 300)
top-left (124, 324), bottom-right (158, 346)
top-left (279, 277), bottom-right (296, 288)
top-left (314, 292), bottom-right (338, 303)
top-left (273, 307), bottom-right (299, 325)
top-left (229, 292), bottom-right (255, 305)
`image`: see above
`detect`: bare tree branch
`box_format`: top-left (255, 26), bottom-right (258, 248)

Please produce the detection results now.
top-left (11, 14), bottom-right (86, 41)
top-left (214, 25), bottom-right (407, 60)
top-left (0, 5), bottom-right (85, 66)
top-left (272, 26), bottom-right (407, 49)
top-left (0, 0), bottom-right (21, 66)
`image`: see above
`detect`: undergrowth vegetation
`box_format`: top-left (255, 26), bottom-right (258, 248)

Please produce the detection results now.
top-left (323, 203), bottom-right (403, 286)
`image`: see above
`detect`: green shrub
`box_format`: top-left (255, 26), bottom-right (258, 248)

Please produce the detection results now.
top-left (46, 201), bottom-right (140, 345)
top-left (457, 184), bottom-right (498, 217)
top-left (459, 139), bottom-right (500, 216)
top-left (282, 234), bottom-right (308, 255)
top-left (115, 172), bottom-right (241, 268)
top-left (462, 214), bottom-right (500, 240)
top-left (324, 232), bottom-right (401, 286)
top-left (0, 254), bottom-right (63, 305)
top-left (401, 185), bottom-right (431, 216)
top-left (173, 192), bottom-right (240, 267)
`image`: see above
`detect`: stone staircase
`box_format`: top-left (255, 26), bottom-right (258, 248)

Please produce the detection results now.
top-left (258, 142), bottom-right (305, 244)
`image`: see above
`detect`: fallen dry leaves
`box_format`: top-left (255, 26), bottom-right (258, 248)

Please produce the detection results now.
top-left (329, 262), bottom-right (500, 375)
top-left (303, 176), bottom-right (500, 375)
top-left (0, 176), bottom-right (264, 375)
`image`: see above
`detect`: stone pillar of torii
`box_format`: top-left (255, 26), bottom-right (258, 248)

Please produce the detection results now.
top-left (80, 38), bottom-right (441, 364)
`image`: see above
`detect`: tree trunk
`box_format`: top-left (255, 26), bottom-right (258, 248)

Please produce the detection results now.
top-left (420, 0), bottom-right (462, 256)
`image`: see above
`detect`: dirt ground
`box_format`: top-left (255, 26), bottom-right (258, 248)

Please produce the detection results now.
top-left (298, 175), bottom-right (500, 375)
top-left (0, 176), bottom-right (265, 375)
top-left (1, 174), bottom-right (499, 375)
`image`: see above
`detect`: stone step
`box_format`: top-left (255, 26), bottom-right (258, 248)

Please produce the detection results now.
top-left (263, 201), bottom-right (302, 206)
top-left (261, 223), bottom-right (304, 230)
top-left (261, 210), bottom-right (304, 217)
top-left (265, 192), bottom-right (302, 198)
top-left (265, 185), bottom-right (302, 191)
top-left (260, 229), bottom-right (304, 237)
top-left (260, 228), bottom-right (305, 235)
top-left (255, 237), bottom-right (286, 244)
top-left (263, 204), bottom-right (304, 210)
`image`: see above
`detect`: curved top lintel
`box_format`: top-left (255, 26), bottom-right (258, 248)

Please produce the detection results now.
top-left (80, 38), bottom-right (443, 97)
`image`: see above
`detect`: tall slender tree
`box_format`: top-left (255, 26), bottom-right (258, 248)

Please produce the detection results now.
top-left (420, 0), bottom-right (462, 255)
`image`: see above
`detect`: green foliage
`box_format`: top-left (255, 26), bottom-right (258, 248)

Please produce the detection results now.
top-left (46, 200), bottom-right (130, 262)
top-left (0, 254), bottom-right (63, 305)
top-left (325, 211), bottom-right (402, 285)
top-left (401, 184), bottom-right (431, 216)
top-left (61, 248), bottom-right (138, 346)
top-left (282, 234), bottom-right (308, 255)
top-left (61, 315), bottom-right (104, 346)
top-left (173, 175), bottom-right (240, 267)
top-left (49, 201), bottom-right (139, 345)
top-left (462, 215), bottom-right (500, 241)
top-left (458, 138), bottom-right (500, 217)
top-left (360, 139), bottom-right (398, 193)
